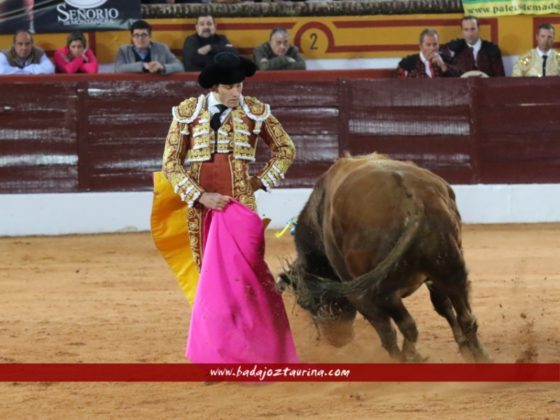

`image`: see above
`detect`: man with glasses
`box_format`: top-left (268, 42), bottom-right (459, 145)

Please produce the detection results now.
top-left (115, 19), bottom-right (183, 74)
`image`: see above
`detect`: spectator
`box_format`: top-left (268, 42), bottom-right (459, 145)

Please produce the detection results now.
top-left (0, 29), bottom-right (54, 75)
top-left (182, 15), bottom-right (236, 72)
top-left (115, 19), bottom-right (183, 74)
top-left (443, 16), bottom-right (505, 77)
top-left (53, 31), bottom-right (98, 74)
top-left (397, 29), bottom-right (457, 78)
top-left (253, 28), bottom-right (306, 71)
top-left (512, 23), bottom-right (559, 77)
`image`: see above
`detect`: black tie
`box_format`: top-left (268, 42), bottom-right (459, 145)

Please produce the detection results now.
top-left (210, 104), bottom-right (228, 131)
top-left (542, 55), bottom-right (548, 76)
top-left (469, 45), bottom-right (477, 66)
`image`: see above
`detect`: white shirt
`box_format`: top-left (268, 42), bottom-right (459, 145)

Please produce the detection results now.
top-left (208, 92), bottom-right (231, 124)
top-left (0, 51), bottom-right (55, 75)
top-left (536, 47), bottom-right (553, 59)
top-left (419, 52), bottom-right (433, 78)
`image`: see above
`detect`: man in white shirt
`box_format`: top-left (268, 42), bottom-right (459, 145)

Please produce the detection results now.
top-left (0, 30), bottom-right (54, 75)
top-left (512, 23), bottom-right (559, 77)
top-left (443, 15), bottom-right (505, 77)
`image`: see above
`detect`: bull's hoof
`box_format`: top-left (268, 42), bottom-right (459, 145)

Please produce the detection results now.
top-left (459, 343), bottom-right (493, 363)
top-left (401, 341), bottom-right (428, 362)
top-left (473, 349), bottom-right (493, 363)
top-left (401, 351), bottom-right (429, 363)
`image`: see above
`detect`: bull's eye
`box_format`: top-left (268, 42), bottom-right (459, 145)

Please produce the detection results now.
top-left (276, 273), bottom-right (293, 291)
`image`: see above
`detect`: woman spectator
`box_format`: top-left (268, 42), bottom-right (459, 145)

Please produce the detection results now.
top-left (54, 31), bottom-right (98, 74)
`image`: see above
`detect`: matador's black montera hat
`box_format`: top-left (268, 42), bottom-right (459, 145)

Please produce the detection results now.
top-left (198, 52), bottom-right (257, 89)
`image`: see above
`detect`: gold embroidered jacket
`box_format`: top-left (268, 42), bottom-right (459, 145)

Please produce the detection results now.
top-left (162, 94), bottom-right (295, 208)
top-left (161, 94), bottom-right (295, 269)
top-left (512, 49), bottom-right (560, 77)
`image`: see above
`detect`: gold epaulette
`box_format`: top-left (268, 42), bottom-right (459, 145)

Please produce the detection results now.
top-left (240, 96), bottom-right (271, 134)
top-left (243, 96), bottom-right (271, 119)
top-left (172, 95), bottom-right (205, 123)
top-left (519, 53), bottom-right (532, 66)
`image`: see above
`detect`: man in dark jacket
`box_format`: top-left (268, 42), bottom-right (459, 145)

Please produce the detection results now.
top-left (253, 28), bottom-right (306, 71)
top-left (397, 28), bottom-right (457, 78)
top-left (182, 15), bottom-right (236, 72)
top-left (443, 15), bottom-right (505, 77)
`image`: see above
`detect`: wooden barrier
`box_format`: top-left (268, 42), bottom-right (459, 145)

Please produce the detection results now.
top-left (1, 71), bottom-right (560, 193)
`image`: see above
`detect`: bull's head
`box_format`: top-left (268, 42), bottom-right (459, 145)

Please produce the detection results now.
top-left (277, 261), bottom-right (357, 347)
top-left (276, 260), bottom-right (321, 314)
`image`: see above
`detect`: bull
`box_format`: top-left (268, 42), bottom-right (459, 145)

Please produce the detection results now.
top-left (279, 153), bottom-right (489, 362)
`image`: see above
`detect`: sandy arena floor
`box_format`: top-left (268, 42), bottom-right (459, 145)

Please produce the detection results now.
top-left (0, 224), bottom-right (558, 419)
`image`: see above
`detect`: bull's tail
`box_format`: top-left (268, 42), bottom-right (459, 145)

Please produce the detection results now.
top-left (318, 208), bottom-right (422, 301)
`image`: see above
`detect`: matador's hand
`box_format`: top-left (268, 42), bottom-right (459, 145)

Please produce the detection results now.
top-left (198, 192), bottom-right (231, 211)
top-left (249, 176), bottom-right (263, 192)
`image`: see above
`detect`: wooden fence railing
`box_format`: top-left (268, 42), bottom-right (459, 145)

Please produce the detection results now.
top-left (1, 71), bottom-right (560, 193)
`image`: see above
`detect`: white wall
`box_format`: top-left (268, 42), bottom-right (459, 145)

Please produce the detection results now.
top-left (258, 184), bottom-right (560, 226)
top-left (100, 56), bottom-right (519, 76)
top-left (1, 183), bottom-right (560, 236)
top-left (305, 55), bottom-right (518, 76)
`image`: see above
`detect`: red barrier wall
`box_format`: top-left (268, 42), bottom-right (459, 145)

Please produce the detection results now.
top-left (1, 71), bottom-right (560, 193)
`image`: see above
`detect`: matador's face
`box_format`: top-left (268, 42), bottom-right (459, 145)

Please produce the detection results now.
top-left (215, 83), bottom-right (243, 109)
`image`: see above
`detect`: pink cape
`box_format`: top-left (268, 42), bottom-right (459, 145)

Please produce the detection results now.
top-left (186, 201), bottom-right (298, 363)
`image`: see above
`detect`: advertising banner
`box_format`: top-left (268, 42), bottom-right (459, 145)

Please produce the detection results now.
top-left (0, 0), bottom-right (141, 34)
top-left (463, 0), bottom-right (560, 17)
